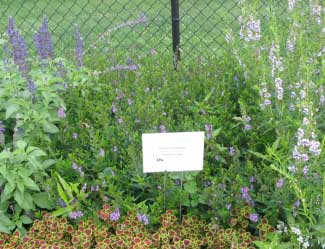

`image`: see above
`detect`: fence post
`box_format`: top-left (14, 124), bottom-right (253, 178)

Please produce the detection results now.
top-left (171, 0), bottom-right (180, 69)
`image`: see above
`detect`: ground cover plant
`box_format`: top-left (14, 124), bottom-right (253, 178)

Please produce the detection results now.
top-left (0, 0), bottom-right (324, 248)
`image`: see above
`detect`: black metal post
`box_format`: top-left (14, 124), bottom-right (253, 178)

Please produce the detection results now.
top-left (171, 0), bottom-right (180, 69)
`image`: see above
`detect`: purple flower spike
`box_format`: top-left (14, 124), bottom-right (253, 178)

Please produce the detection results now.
top-left (7, 17), bottom-right (15, 42)
top-left (8, 19), bottom-right (30, 77)
top-left (75, 26), bottom-right (83, 68)
top-left (34, 16), bottom-right (55, 60)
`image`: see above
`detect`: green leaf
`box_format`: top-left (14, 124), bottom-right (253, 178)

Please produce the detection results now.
top-left (57, 174), bottom-right (73, 200)
top-left (42, 159), bottom-right (56, 169)
top-left (0, 212), bottom-right (15, 233)
top-left (248, 150), bottom-right (270, 161)
top-left (52, 206), bottom-right (73, 217)
top-left (32, 192), bottom-right (53, 209)
top-left (28, 149), bottom-right (47, 158)
top-left (0, 151), bottom-right (12, 160)
top-left (20, 215), bottom-right (33, 224)
top-left (5, 104), bottom-right (20, 119)
top-left (1, 183), bottom-right (15, 202)
top-left (20, 175), bottom-right (40, 191)
top-left (17, 182), bottom-right (24, 193)
top-left (16, 140), bottom-right (27, 150)
top-left (184, 181), bottom-right (197, 194)
top-left (0, 223), bottom-right (11, 233)
top-left (28, 157), bottom-right (42, 170)
top-left (57, 182), bottom-right (69, 205)
top-left (42, 121), bottom-right (59, 134)
top-left (14, 190), bottom-right (34, 211)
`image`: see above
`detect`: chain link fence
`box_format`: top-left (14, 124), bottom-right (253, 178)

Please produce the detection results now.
top-left (0, 0), bottom-right (287, 58)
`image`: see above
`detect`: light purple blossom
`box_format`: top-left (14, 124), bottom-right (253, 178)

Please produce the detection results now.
top-left (69, 211), bottom-right (83, 219)
top-left (159, 125), bottom-right (167, 133)
top-left (0, 121), bottom-right (5, 134)
top-left (249, 213), bottom-right (259, 223)
top-left (241, 187), bottom-right (252, 204)
top-left (57, 107), bottom-right (66, 118)
top-left (72, 162), bottom-right (84, 176)
top-left (226, 203), bottom-right (232, 210)
top-left (244, 124), bottom-right (252, 131)
top-left (205, 124), bottom-right (213, 139)
top-left (72, 133), bottom-right (78, 140)
top-left (276, 178), bottom-right (284, 188)
top-left (99, 148), bottom-right (105, 157)
top-left (110, 208), bottom-right (120, 221)
top-left (74, 26), bottom-right (83, 68)
top-left (137, 213), bottom-right (149, 225)
top-left (229, 147), bottom-right (236, 156)
top-left (302, 166), bottom-right (309, 176)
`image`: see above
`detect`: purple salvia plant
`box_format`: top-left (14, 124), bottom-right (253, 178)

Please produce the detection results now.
top-left (8, 18), bottom-right (29, 77)
top-left (75, 26), bottom-right (83, 68)
top-left (7, 17), bottom-right (15, 43)
top-left (34, 16), bottom-right (55, 60)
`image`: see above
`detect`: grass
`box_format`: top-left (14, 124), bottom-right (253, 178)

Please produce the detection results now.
top-left (0, 0), bottom-right (287, 58)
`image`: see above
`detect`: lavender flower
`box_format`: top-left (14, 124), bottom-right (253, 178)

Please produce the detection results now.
top-left (239, 15), bottom-right (261, 42)
top-left (111, 102), bottom-right (118, 114)
top-left (75, 26), bottom-right (83, 68)
top-left (72, 162), bottom-right (84, 176)
top-left (159, 125), bottom-right (167, 133)
top-left (241, 187), bottom-right (252, 204)
top-left (226, 203), bottom-right (232, 210)
top-left (302, 166), bottom-right (309, 176)
top-left (57, 198), bottom-right (66, 208)
top-left (288, 0), bottom-right (296, 11)
top-left (110, 208), bottom-right (120, 221)
top-left (229, 147), bottom-right (236, 156)
top-left (249, 213), bottom-right (259, 223)
top-left (57, 107), bottom-right (66, 118)
top-left (276, 178), bottom-right (284, 188)
top-left (69, 211), bottom-right (83, 219)
top-left (72, 133), bottom-right (78, 139)
top-left (205, 124), bottom-right (213, 139)
top-left (34, 16), bottom-right (54, 60)
top-left (99, 148), bottom-right (105, 157)
top-left (0, 121), bottom-right (5, 134)
top-left (137, 213), bottom-right (149, 225)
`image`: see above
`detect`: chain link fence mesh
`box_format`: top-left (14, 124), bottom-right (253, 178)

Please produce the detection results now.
top-left (0, 0), bottom-right (288, 58)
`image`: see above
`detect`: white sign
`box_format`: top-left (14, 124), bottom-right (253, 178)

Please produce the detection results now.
top-left (142, 132), bottom-right (204, 173)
